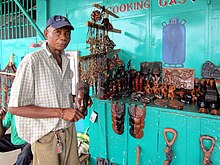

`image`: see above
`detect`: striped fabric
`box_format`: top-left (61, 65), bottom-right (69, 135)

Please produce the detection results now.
top-left (9, 43), bottom-right (74, 143)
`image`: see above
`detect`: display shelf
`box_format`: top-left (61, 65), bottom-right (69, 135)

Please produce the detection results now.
top-left (80, 48), bottom-right (120, 60)
top-left (88, 98), bottom-right (220, 165)
top-left (86, 21), bottom-right (121, 34)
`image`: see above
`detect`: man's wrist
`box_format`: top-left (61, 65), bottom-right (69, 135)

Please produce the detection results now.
top-left (60, 108), bottom-right (64, 119)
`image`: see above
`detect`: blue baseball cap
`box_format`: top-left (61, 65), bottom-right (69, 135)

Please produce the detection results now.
top-left (46, 15), bottom-right (74, 30)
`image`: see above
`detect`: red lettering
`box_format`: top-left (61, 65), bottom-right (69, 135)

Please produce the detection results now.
top-left (178, 0), bottom-right (186, 4)
top-left (112, 6), bottom-right (119, 13)
top-left (144, 0), bottom-right (150, 8)
top-left (126, 3), bottom-right (133, 11)
top-left (169, 0), bottom-right (177, 5)
top-left (105, 1), bottom-right (152, 13)
top-left (158, 0), bottom-right (167, 7)
top-left (137, 1), bottom-right (143, 10)
top-left (120, 4), bottom-right (126, 12)
top-left (134, 2), bottom-right (138, 10)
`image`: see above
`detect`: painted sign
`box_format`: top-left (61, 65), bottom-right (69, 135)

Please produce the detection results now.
top-left (107, 0), bottom-right (195, 13)
top-left (162, 18), bottom-right (186, 67)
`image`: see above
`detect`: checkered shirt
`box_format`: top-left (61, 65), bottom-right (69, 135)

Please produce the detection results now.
top-left (9, 43), bottom-right (74, 143)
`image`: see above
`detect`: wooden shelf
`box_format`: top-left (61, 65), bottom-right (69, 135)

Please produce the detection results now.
top-left (86, 21), bottom-right (121, 34)
top-left (80, 49), bottom-right (121, 60)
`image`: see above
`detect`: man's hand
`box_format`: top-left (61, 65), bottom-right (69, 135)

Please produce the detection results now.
top-left (87, 96), bottom-right (93, 108)
top-left (62, 108), bottom-right (85, 122)
top-left (0, 108), bottom-right (7, 119)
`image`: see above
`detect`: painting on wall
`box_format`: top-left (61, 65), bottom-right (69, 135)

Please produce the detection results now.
top-left (162, 18), bottom-right (186, 68)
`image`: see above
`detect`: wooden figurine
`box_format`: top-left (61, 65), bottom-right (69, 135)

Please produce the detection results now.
top-left (200, 135), bottom-right (215, 165)
top-left (144, 80), bottom-right (152, 94)
top-left (168, 85), bottom-right (176, 100)
top-left (160, 83), bottom-right (168, 98)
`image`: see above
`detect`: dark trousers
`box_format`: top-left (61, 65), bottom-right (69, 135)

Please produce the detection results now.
top-left (0, 134), bottom-right (33, 165)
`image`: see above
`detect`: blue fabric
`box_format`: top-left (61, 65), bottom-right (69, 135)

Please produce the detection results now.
top-left (0, 134), bottom-right (32, 165)
top-left (46, 15), bottom-right (74, 30)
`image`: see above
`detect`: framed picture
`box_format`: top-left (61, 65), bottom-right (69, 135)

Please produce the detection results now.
top-left (162, 68), bottom-right (194, 90)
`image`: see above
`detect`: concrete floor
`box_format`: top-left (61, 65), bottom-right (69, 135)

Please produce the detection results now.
top-left (0, 129), bottom-right (23, 165)
top-left (0, 149), bottom-right (20, 165)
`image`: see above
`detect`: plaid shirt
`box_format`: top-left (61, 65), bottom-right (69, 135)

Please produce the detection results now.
top-left (9, 43), bottom-right (74, 143)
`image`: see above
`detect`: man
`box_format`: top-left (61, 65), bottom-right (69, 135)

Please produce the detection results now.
top-left (0, 109), bottom-right (32, 165)
top-left (8, 15), bottom-right (84, 165)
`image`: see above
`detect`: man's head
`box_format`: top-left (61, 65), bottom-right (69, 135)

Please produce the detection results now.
top-left (44, 15), bottom-right (74, 52)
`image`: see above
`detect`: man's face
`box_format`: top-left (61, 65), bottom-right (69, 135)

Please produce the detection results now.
top-left (44, 26), bottom-right (71, 51)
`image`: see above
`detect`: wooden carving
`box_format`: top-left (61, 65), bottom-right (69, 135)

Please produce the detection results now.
top-left (162, 68), bottom-right (194, 90)
top-left (0, 54), bottom-right (16, 113)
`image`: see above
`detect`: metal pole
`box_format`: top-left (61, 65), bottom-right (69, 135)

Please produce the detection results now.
top-left (13, 0), bottom-right (45, 40)
top-left (0, 0), bottom-right (2, 39)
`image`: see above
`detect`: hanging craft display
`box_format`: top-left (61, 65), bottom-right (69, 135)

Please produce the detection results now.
top-left (79, 3), bottom-right (121, 96)
top-left (0, 54), bottom-right (17, 115)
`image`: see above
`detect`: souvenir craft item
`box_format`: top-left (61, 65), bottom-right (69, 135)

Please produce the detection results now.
top-left (75, 82), bottom-right (91, 116)
top-left (154, 99), bottom-right (184, 110)
top-left (163, 128), bottom-right (177, 165)
top-left (162, 68), bottom-right (194, 90)
top-left (202, 61), bottom-right (220, 79)
top-left (128, 105), bottom-right (146, 139)
top-left (111, 101), bottom-right (125, 135)
top-left (216, 80), bottom-right (220, 95)
top-left (209, 101), bottom-right (219, 116)
top-left (140, 62), bottom-right (162, 81)
top-left (200, 135), bottom-right (215, 165)
top-left (205, 79), bottom-right (218, 103)
top-left (197, 99), bottom-right (208, 114)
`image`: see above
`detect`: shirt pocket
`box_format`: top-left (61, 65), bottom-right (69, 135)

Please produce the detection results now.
top-left (62, 79), bottom-right (73, 106)
top-left (63, 79), bottom-right (72, 93)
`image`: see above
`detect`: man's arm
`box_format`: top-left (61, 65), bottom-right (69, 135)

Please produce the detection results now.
top-left (8, 105), bottom-right (84, 122)
top-left (0, 110), bottom-right (7, 137)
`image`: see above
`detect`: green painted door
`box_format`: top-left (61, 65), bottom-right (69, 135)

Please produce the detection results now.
top-left (106, 102), bottom-right (128, 165)
top-left (200, 117), bottom-right (220, 164)
top-left (127, 106), bottom-right (159, 165)
top-left (211, 0), bottom-right (220, 62)
top-left (158, 111), bottom-right (188, 165)
top-left (88, 99), bottom-right (108, 165)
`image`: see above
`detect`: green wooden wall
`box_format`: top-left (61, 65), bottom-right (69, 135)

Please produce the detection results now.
top-left (35, 0), bottom-right (220, 78)
top-left (88, 99), bottom-right (220, 165)
top-left (1, 0), bottom-right (219, 75)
